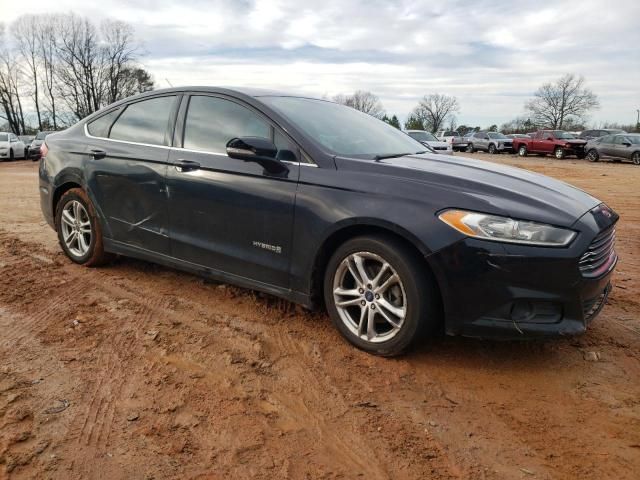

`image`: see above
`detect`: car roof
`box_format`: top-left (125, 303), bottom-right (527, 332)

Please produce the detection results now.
top-left (134, 86), bottom-right (324, 101)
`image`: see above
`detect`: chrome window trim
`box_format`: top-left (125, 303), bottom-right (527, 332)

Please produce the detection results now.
top-left (83, 124), bottom-right (318, 167)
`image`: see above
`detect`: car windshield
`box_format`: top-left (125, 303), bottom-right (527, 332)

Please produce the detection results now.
top-left (408, 131), bottom-right (439, 142)
top-left (35, 132), bottom-right (49, 140)
top-left (488, 132), bottom-right (508, 139)
top-left (261, 97), bottom-right (427, 158)
top-left (0, 133), bottom-right (7, 141)
top-left (553, 131), bottom-right (575, 139)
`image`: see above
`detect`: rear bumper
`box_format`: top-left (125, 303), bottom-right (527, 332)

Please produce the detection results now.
top-left (426, 206), bottom-right (618, 340)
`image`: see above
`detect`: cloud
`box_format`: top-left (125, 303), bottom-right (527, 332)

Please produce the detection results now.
top-left (3, 0), bottom-right (640, 126)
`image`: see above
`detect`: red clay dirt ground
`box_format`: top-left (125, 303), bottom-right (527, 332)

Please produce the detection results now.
top-left (0, 153), bottom-right (639, 479)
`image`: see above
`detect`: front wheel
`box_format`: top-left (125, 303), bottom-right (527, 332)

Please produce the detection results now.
top-left (586, 149), bottom-right (599, 162)
top-left (466, 143), bottom-right (474, 153)
top-left (488, 144), bottom-right (497, 154)
top-left (554, 147), bottom-right (565, 159)
top-left (324, 235), bottom-right (439, 356)
top-left (632, 152), bottom-right (640, 165)
top-left (56, 188), bottom-right (112, 266)
top-left (518, 145), bottom-right (527, 156)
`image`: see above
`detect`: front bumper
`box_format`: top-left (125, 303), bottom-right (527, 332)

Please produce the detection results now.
top-left (427, 206), bottom-right (618, 339)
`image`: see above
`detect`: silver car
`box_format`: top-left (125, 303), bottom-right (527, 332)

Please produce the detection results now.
top-left (405, 130), bottom-right (453, 155)
top-left (467, 131), bottom-right (513, 154)
top-left (585, 133), bottom-right (640, 165)
top-left (0, 132), bottom-right (27, 160)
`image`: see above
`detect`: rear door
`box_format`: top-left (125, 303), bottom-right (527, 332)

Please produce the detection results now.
top-left (84, 94), bottom-right (180, 254)
top-left (166, 93), bottom-right (300, 288)
top-left (597, 135), bottom-right (616, 158)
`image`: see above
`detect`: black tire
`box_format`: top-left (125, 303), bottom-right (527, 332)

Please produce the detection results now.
top-left (488, 143), bottom-right (497, 154)
top-left (554, 147), bottom-right (565, 159)
top-left (586, 149), bottom-right (599, 162)
top-left (24, 148), bottom-right (28, 159)
top-left (323, 234), bottom-right (440, 356)
top-left (518, 145), bottom-right (527, 157)
top-left (9, 149), bottom-right (14, 160)
top-left (55, 188), bottom-right (113, 267)
top-left (633, 152), bottom-right (640, 166)
top-left (466, 143), bottom-right (474, 153)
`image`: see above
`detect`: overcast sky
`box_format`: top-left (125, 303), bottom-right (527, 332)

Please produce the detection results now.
top-left (4, 0), bottom-right (640, 127)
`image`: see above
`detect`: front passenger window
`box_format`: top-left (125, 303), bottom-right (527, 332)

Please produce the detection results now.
top-left (183, 96), bottom-right (270, 153)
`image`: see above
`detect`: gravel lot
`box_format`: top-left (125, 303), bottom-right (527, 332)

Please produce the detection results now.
top-left (1, 153), bottom-right (639, 479)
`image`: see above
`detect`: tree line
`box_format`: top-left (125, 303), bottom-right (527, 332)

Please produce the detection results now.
top-left (0, 13), bottom-right (153, 135)
top-left (337, 74), bottom-right (624, 134)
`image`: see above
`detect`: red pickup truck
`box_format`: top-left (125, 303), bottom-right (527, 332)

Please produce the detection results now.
top-left (513, 130), bottom-right (587, 159)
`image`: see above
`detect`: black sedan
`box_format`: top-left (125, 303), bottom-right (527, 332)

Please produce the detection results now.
top-left (585, 133), bottom-right (640, 165)
top-left (38, 87), bottom-right (618, 355)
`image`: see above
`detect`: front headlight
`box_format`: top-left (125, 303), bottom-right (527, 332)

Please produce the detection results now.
top-left (438, 209), bottom-right (576, 247)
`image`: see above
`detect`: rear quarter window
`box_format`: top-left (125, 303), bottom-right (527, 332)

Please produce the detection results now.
top-left (87, 109), bottom-right (121, 138)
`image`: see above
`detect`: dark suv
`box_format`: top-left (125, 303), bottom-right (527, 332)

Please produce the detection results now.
top-left (38, 87), bottom-right (618, 355)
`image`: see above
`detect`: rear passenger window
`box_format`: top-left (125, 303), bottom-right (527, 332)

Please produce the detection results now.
top-left (110, 96), bottom-right (176, 146)
top-left (183, 96), bottom-right (270, 153)
top-left (87, 108), bottom-right (121, 138)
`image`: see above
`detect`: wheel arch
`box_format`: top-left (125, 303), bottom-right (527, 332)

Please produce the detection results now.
top-left (309, 220), bottom-right (443, 314)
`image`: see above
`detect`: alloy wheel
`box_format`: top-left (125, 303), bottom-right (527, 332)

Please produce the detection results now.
top-left (518, 145), bottom-right (527, 156)
top-left (633, 152), bottom-right (640, 165)
top-left (587, 150), bottom-right (599, 162)
top-left (332, 251), bottom-right (407, 343)
top-left (60, 200), bottom-right (92, 258)
top-left (555, 148), bottom-right (564, 159)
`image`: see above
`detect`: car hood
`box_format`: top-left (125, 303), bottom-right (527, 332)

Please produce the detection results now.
top-left (336, 153), bottom-right (600, 227)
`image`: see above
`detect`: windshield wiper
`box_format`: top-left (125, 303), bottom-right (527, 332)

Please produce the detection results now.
top-left (374, 151), bottom-right (428, 160)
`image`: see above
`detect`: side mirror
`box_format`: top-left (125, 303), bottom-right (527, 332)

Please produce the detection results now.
top-left (226, 137), bottom-right (288, 175)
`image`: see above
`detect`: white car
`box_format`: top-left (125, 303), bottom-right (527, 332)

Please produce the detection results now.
top-left (436, 130), bottom-right (469, 151)
top-left (405, 130), bottom-right (453, 155)
top-left (0, 132), bottom-right (28, 160)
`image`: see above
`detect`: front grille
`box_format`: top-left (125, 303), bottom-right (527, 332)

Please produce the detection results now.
top-left (579, 227), bottom-right (616, 278)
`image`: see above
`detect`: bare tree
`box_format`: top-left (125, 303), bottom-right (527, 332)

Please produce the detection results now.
top-left (411, 94), bottom-right (460, 133)
top-left (525, 74), bottom-right (599, 129)
top-left (0, 31), bottom-right (27, 134)
top-left (11, 15), bottom-right (43, 130)
top-left (333, 90), bottom-right (385, 118)
top-left (102, 20), bottom-right (138, 104)
top-left (37, 17), bottom-right (59, 129)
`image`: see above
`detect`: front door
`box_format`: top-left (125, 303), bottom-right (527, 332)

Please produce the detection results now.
top-left (166, 94), bottom-right (300, 288)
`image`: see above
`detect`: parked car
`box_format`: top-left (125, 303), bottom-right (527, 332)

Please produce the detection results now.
top-left (506, 133), bottom-right (530, 139)
top-left (585, 133), bottom-right (640, 165)
top-left (436, 130), bottom-right (469, 151)
top-left (513, 130), bottom-right (587, 159)
top-left (29, 131), bottom-right (55, 160)
top-left (39, 87), bottom-right (618, 355)
top-left (466, 131), bottom-right (514, 154)
top-left (405, 130), bottom-right (453, 155)
top-left (0, 132), bottom-right (27, 160)
top-left (579, 129), bottom-right (626, 141)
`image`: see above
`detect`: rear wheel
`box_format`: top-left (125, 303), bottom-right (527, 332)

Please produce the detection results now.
top-left (586, 149), bottom-right (599, 162)
top-left (518, 145), bottom-right (527, 156)
top-left (554, 147), bottom-right (565, 159)
top-left (488, 143), bottom-right (496, 154)
top-left (55, 188), bottom-right (112, 266)
top-left (466, 143), bottom-right (474, 153)
top-left (324, 235), bottom-right (439, 356)
top-left (632, 152), bottom-right (640, 165)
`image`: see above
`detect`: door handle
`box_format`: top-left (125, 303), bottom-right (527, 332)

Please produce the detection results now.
top-left (90, 149), bottom-right (107, 160)
top-left (173, 159), bottom-right (201, 172)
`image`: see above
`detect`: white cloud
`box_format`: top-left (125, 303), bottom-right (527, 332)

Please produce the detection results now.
top-left (2, 0), bottom-right (639, 126)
